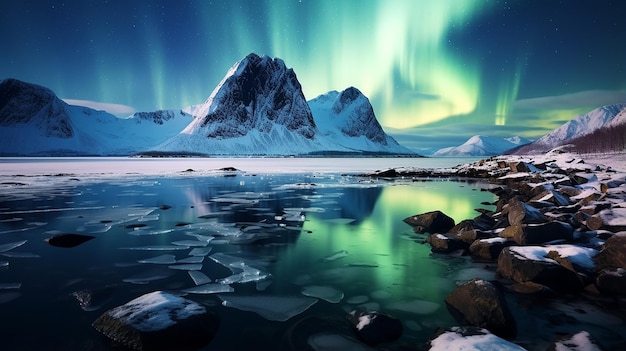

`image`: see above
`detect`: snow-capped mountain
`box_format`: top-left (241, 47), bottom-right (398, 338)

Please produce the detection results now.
top-left (514, 103), bottom-right (626, 154)
top-left (0, 78), bottom-right (193, 156)
top-left (308, 87), bottom-right (412, 154)
top-left (432, 135), bottom-right (530, 156)
top-left (152, 53), bottom-right (414, 156)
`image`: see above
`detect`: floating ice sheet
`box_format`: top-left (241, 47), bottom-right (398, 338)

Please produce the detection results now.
top-left (189, 247), bottom-right (212, 256)
top-left (0, 261), bottom-right (9, 267)
top-left (188, 271), bottom-right (211, 285)
top-left (137, 254), bottom-right (177, 264)
top-left (321, 250), bottom-right (349, 262)
top-left (172, 240), bottom-right (208, 247)
top-left (168, 263), bottom-right (203, 271)
top-left (182, 283), bottom-right (234, 294)
top-left (0, 240), bottom-right (27, 253)
top-left (177, 256), bottom-right (204, 264)
top-left (301, 285), bottom-right (344, 303)
top-left (0, 282), bottom-right (21, 289)
top-left (308, 334), bottom-right (373, 351)
top-left (122, 268), bottom-right (174, 284)
top-left (219, 295), bottom-right (318, 321)
top-left (120, 245), bottom-right (190, 251)
top-left (346, 295), bottom-right (368, 304)
top-left (1, 251), bottom-right (40, 258)
top-left (386, 300), bottom-right (440, 315)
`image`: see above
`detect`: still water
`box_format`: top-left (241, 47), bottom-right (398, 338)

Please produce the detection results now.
top-left (0, 159), bottom-right (496, 350)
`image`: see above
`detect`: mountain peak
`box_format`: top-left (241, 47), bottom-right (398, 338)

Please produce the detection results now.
top-left (433, 135), bottom-right (530, 156)
top-left (184, 53), bottom-right (316, 141)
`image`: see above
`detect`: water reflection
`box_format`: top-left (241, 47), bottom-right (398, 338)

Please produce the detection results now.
top-left (0, 174), bottom-right (496, 349)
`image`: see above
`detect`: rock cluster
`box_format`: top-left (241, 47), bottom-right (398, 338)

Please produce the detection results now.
top-left (396, 152), bottom-right (626, 349)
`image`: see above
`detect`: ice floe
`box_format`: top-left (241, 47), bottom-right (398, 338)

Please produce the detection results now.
top-left (120, 245), bottom-right (190, 251)
top-left (0, 240), bottom-right (27, 253)
top-left (321, 250), bottom-right (349, 262)
top-left (308, 334), bottom-right (374, 351)
top-left (122, 268), bottom-right (174, 284)
top-left (137, 254), bottom-right (177, 265)
top-left (301, 285), bottom-right (344, 303)
top-left (346, 295), bottom-right (369, 304)
top-left (177, 256), bottom-right (204, 264)
top-left (188, 271), bottom-right (211, 285)
top-left (188, 247), bottom-right (212, 256)
top-left (182, 283), bottom-right (234, 294)
top-left (168, 263), bottom-right (203, 271)
top-left (0, 282), bottom-right (21, 289)
top-left (386, 300), bottom-right (440, 315)
top-left (172, 240), bottom-right (209, 247)
top-left (219, 295), bottom-right (318, 321)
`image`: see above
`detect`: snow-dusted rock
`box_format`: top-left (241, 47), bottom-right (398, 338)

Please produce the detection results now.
top-left (92, 291), bottom-right (219, 351)
top-left (428, 326), bottom-right (526, 351)
top-left (444, 279), bottom-right (516, 338)
top-left (593, 232), bottom-right (626, 270)
top-left (545, 331), bottom-right (604, 351)
top-left (497, 245), bottom-right (597, 291)
top-left (469, 237), bottom-right (516, 260)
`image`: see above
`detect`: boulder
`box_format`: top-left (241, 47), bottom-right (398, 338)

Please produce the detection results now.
top-left (507, 199), bottom-right (548, 226)
top-left (426, 233), bottom-right (468, 253)
top-left (595, 268), bottom-right (626, 295)
top-left (545, 331), bottom-right (604, 351)
top-left (593, 232), bottom-right (626, 270)
top-left (347, 311), bottom-right (403, 345)
top-left (513, 221), bottom-right (574, 245)
top-left (444, 279), bottom-right (516, 338)
top-left (586, 208), bottom-right (626, 232)
top-left (92, 291), bottom-right (219, 351)
top-left (497, 247), bottom-right (584, 291)
top-left (403, 210), bottom-right (455, 234)
top-left (428, 326), bottom-right (525, 351)
top-left (509, 161), bottom-right (532, 173)
top-left (469, 237), bottom-right (516, 260)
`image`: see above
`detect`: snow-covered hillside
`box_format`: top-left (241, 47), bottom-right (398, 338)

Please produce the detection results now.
top-left (432, 135), bottom-right (530, 156)
top-left (514, 103), bottom-right (626, 154)
top-left (308, 87), bottom-right (413, 155)
top-left (0, 78), bottom-right (193, 155)
top-left (152, 54), bottom-right (414, 156)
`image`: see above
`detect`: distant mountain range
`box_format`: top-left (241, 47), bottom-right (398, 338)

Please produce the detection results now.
top-left (432, 135), bottom-right (530, 157)
top-left (0, 53), bottom-right (414, 156)
top-left (511, 103), bottom-right (626, 154)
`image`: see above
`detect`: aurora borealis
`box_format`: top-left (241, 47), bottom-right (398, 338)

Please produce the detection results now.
top-left (1, 0), bottom-right (624, 152)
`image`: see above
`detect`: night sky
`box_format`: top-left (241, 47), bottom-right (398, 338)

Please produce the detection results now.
top-left (1, 0), bottom-right (625, 152)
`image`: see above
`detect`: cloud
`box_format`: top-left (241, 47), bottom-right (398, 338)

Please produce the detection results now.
top-left (62, 99), bottom-right (136, 117)
top-left (514, 90), bottom-right (626, 111)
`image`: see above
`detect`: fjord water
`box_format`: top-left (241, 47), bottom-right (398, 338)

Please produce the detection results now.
top-left (0, 158), bottom-right (496, 350)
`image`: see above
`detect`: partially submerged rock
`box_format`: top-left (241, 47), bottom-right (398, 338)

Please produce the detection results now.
top-left (92, 291), bottom-right (219, 351)
top-left (45, 233), bottom-right (95, 248)
top-left (403, 210), bottom-right (455, 234)
top-left (545, 330), bottom-right (605, 351)
top-left (444, 279), bottom-right (516, 338)
top-left (347, 311), bottom-right (403, 345)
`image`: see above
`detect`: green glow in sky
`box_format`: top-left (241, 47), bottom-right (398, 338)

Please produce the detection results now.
top-left (266, 0), bottom-right (486, 129)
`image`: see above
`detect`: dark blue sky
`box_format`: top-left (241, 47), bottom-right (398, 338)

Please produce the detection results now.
top-left (1, 0), bottom-right (624, 151)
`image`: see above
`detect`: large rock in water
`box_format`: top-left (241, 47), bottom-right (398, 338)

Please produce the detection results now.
top-left (403, 210), bottom-right (455, 234)
top-left (444, 279), bottom-right (516, 338)
top-left (92, 291), bottom-right (219, 351)
top-left (507, 199), bottom-right (548, 226)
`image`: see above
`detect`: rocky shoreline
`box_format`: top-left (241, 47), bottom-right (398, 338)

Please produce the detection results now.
top-left (367, 149), bottom-right (626, 350)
